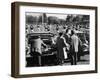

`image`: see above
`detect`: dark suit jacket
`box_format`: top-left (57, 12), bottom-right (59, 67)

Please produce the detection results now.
top-left (56, 37), bottom-right (66, 60)
top-left (63, 34), bottom-right (71, 45)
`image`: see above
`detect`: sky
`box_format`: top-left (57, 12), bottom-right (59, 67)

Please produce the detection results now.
top-left (26, 12), bottom-right (68, 20)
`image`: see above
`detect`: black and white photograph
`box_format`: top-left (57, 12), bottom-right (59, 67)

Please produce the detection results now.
top-left (25, 12), bottom-right (90, 67)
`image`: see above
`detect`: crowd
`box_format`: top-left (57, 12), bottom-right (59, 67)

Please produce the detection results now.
top-left (50, 29), bottom-right (82, 65)
top-left (25, 24), bottom-right (69, 34)
top-left (25, 24), bottom-right (89, 65)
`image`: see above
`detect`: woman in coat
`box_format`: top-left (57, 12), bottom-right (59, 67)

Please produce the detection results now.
top-left (56, 32), bottom-right (66, 65)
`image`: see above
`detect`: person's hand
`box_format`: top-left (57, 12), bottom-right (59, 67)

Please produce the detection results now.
top-left (66, 47), bottom-right (69, 51)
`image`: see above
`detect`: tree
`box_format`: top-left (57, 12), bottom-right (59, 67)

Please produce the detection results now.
top-left (26, 15), bottom-right (37, 24)
top-left (48, 16), bottom-right (59, 24)
top-left (43, 13), bottom-right (47, 23)
top-left (38, 15), bottom-right (42, 24)
top-left (66, 14), bottom-right (73, 22)
top-left (82, 15), bottom-right (89, 21)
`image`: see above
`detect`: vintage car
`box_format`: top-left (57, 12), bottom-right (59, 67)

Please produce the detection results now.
top-left (26, 33), bottom-right (58, 67)
top-left (76, 30), bottom-right (89, 60)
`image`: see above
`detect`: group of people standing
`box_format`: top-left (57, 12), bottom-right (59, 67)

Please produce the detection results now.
top-left (26, 27), bottom-right (82, 66)
top-left (52, 29), bottom-right (82, 65)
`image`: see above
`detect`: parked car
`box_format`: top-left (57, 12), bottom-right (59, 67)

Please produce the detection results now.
top-left (76, 31), bottom-right (89, 60)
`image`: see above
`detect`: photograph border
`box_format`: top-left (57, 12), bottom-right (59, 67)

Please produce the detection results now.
top-left (11, 2), bottom-right (98, 78)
